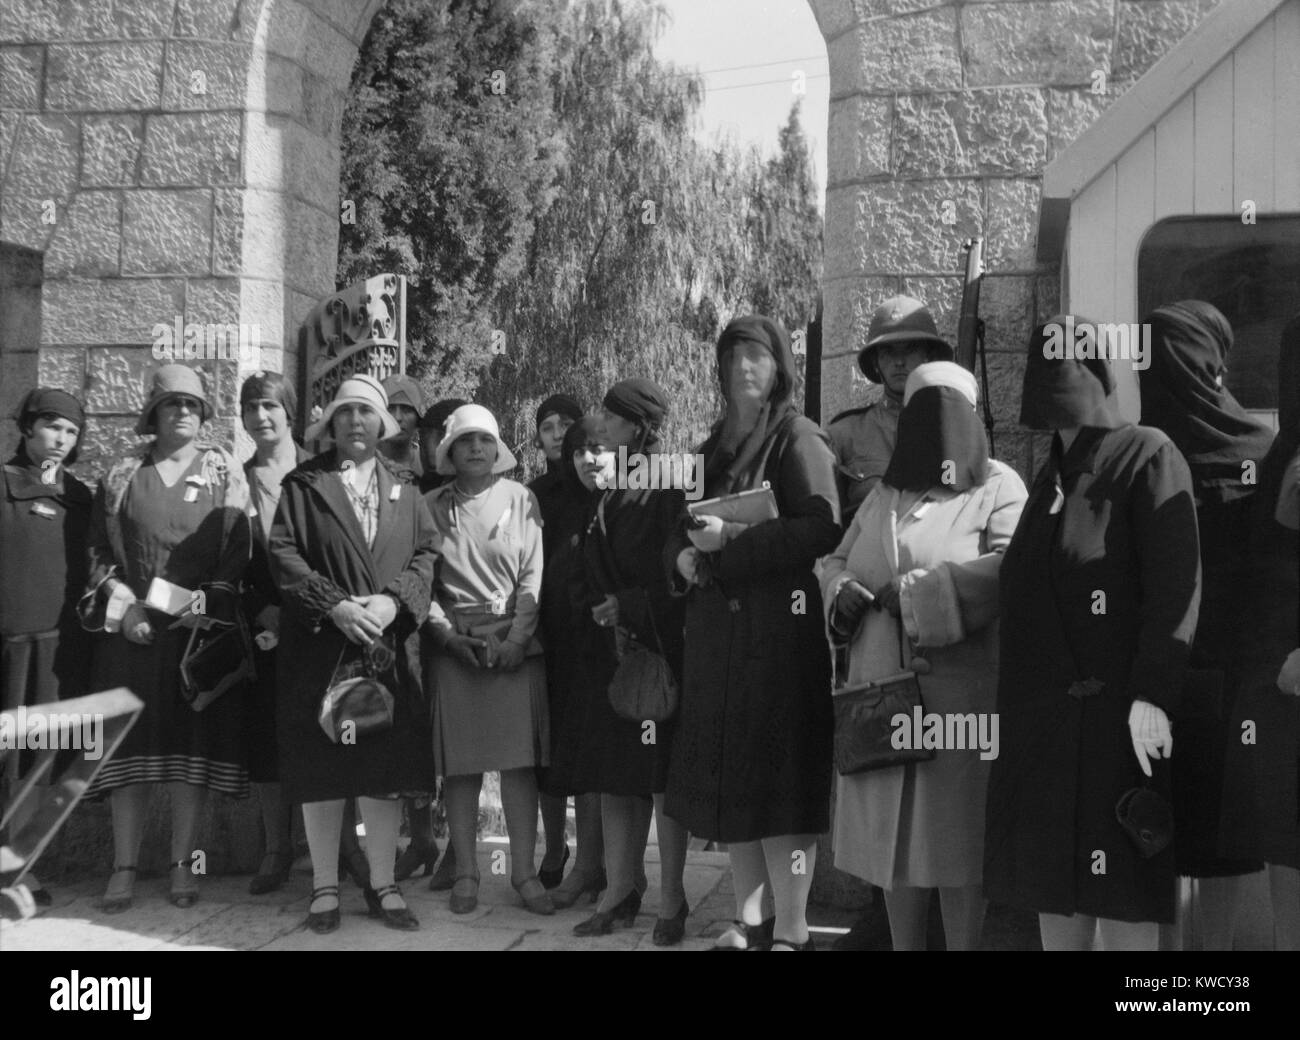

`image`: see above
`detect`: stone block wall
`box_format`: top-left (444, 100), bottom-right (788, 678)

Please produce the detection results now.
top-left (810, 0), bottom-right (1221, 484)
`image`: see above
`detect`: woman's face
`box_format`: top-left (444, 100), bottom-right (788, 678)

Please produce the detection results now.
top-left (450, 431), bottom-right (498, 478)
top-left (538, 413), bottom-right (575, 463)
top-left (572, 439), bottom-right (610, 492)
top-left (155, 394), bottom-right (203, 445)
top-left (599, 409), bottom-right (640, 450)
top-left (726, 343), bottom-right (777, 404)
top-left (25, 414), bottom-right (80, 468)
top-left (242, 397), bottom-right (291, 450)
top-left (331, 402), bottom-right (383, 461)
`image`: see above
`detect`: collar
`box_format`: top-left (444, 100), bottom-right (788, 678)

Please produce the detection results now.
top-left (2, 460), bottom-right (90, 505)
top-left (880, 389), bottom-right (903, 412)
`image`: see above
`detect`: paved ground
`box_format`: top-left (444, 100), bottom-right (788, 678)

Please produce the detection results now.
top-left (0, 841), bottom-right (781, 952)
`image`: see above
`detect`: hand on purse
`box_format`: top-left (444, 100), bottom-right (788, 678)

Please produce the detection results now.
top-left (1129, 699), bottom-right (1173, 777)
top-left (494, 640), bottom-right (525, 671)
top-left (121, 601), bottom-right (155, 645)
top-left (833, 579), bottom-right (874, 633)
top-left (330, 599), bottom-right (383, 645)
top-left (873, 578), bottom-right (902, 618)
top-left (445, 633), bottom-right (487, 668)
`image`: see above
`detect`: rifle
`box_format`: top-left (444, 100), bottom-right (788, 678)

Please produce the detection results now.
top-left (956, 237), bottom-right (996, 456)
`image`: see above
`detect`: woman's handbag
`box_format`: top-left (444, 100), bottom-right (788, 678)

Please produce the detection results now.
top-left (1115, 784), bottom-right (1174, 858)
top-left (832, 618), bottom-right (933, 775)
top-left (179, 614), bottom-right (255, 712)
top-left (607, 609), bottom-right (679, 723)
top-left (318, 633), bottom-right (397, 743)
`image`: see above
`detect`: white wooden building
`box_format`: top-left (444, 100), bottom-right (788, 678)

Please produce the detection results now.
top-left (1038, 0), bottom-right (1300, 428)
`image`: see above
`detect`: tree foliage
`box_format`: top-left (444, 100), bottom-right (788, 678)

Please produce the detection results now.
top-left (339, 0), bottom-right (824, 472)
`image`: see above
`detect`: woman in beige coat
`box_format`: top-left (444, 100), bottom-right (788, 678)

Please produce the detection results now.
top-left (820, 362), bottom-right (1026, 950)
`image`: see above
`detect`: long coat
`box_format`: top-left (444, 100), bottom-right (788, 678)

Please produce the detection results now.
top-left (269, 452), bottom-right (438, 802)
top-left (820, 462), bottom-right (1026, 888)
top-left (664, 415), bottom-right (841, 842)
top-left (984, 425), bottom-right (1201, 924)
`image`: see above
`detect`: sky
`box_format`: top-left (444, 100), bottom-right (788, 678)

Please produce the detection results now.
top-left (652, 0), bottom-right (830, 211)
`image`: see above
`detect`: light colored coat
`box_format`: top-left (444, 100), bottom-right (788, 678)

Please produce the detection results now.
top-left (819, 460), bottom-right (1026, 888)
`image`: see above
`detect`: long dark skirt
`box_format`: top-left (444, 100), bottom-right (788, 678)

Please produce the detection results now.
top-left (85, 615), bottom-right (249, 798)
top-left (241, 645), bottom-right (279, 784)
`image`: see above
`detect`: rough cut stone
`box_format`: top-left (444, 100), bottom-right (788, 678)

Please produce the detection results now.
top-left (239, 188), bottom-right (287, 281)
top-left (7, 113), bottom-right (80, 196)
top-left (211, 187), bottom-right (244, 277)
top-left (1115, 0), bottom-right (1212, 82)
top-left (893, 89), bottom-right (1047, 177)
top-left (301, 72), bottom-right (345, 138)
top-left (41, 277), bottom-right (185, 346)
top-left (1035, 272), bottom-right (1062, 324)
top-left (0, 0), bottom-right (115, 43)
top-left (984, 178), bottom-right (1041, 272)
top-left (829, 8), bottom-right (961, 94)
top-left (808, 0), bottom-right (855, 39)
top-left (185, 278), bottom-right (242, 327)
top-left (976, 275), bottom-right (1035, 356)
top-left (37, 346), bottom-right (86, 396)
top-left (1045, 87), bottom-right (1113, 161)
top-left (0, 193), bottom-right (62, 251)
top-left (141, 112), bottom-right (242, 187)
top-left (827, 95), bottom-right (890, 186)
top-left (962, 0), bottom-right (1113, 88)
top-left (261, 0), bottom-right (313, 63)
top-left (81, 115), bottom-right (144, 187)
top-left (828, 180), bottom-right (983, 278)
top-left (86, 347), bottom-right (169, 415)
top-left (43, 190), bottom-right (122, 278)
top-left (45, 42), bottom-right (164, 111)
top-left (0, 46), bottom-right (43, 109)
top-left (983, 350), bottom-right (1030, 427)
top-left (173, 0), bottom-right (249, 41)
top-left (112, 0), bottom-right (174, 38)
top-left (240, 274), bottom-right (287, 348)
top-left (853, 0), bottom-right (938, 19)
top-left (162, 41), bottom-right (253, 111)
top-left (822, 275), bottom-right (906, 363)
top-left (286, 196), bottom-right (341, 299)
top-left (255, 54), bottom-right (306, 116)
top-left (121, 188), bottom-right (213, 276)
top-left (901, 275), bottom-right (964, 347)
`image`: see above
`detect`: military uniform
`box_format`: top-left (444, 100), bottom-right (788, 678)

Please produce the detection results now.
top-left (825, 394), bottom-right (901, 520)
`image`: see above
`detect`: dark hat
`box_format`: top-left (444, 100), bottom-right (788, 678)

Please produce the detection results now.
top-left (381, 375), bottom-right (425, 418)
top-left (857, 296), bottom-right (953, 382)
top-left (602, 378), bottom-right (669, 431)
top-left (419, 397), bottom-right (468, 434)
top-left (136, 364), bottom-right (211, 435)
top-left (535, 393), bottom-right (583, 429)
top-left (15, 387), bottom-right (85, 430)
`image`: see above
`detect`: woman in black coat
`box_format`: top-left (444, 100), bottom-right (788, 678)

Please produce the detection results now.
top-left (665, 316), bottom-right (841, 951)
top-left (566, 380), bottom-right (690, 944)
top-left (985, 317), bottom-right (1201, 951)
top-left (0, 388), bottom-right (92, 906)
top-left (269, 375), bottom-right (438, 934)
top-left (1137, 301), bottom-right (1272, 949)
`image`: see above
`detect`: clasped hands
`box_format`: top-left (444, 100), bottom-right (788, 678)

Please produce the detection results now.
top-left (330, 594), bottom-right (398, 646)
top-left (442, 630), bottom-right (525, 672)
top-left (832, 577), bottom-right (902, 633)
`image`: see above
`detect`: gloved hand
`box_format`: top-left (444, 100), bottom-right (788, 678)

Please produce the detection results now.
top-left (1129, 699), bottom-right (1173, 777)
top-left (832, 579), bottom-right (874, 634)
top-left (1276, 648), bottom-right (1300, 696)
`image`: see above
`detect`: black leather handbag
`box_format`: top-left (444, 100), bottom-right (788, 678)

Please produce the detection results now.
top-left (832, 619), bottom-right (933, 775)
top-left (608, 610), bottom-right (679, 723)
top-left (318, 634), bottom-right (397, 744)
top-left (179, 614), bottom-right (255, 712)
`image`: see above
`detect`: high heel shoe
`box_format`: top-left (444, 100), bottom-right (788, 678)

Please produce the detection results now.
top-left (538, 844), bottom-right (570, 889)
top-left (652, 900), bottom-right (690, 946)
top-left (248, 848), bottom-right (294, 895)
top-left (427, 845), bottom-right (458, 891)
top-left (449, 876), bottom-right (479, 914)
top-left (770, 936), bottom-right (816, 951)
top-left (572, 889), bottom-right (641, 936)
top-left (709, 916), bottom-right (775, 951)
top-left (101, 865), bottom-right (137, 914)
top-left (369, 884), bottom-right (419, 931)
top-left (394, 843), bottom-right (438, 882)
top-left (513, 875), bottom-right (556, 916)
top-left (169, 859), bottom-right (199, 909)
top-left (550, 867), bottom-right (605, 909)
top-left (306, 885), bottom-right (340, 934)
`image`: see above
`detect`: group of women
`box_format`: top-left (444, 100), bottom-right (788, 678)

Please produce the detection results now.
top-left (2, 301), bottom-right (1297, 951)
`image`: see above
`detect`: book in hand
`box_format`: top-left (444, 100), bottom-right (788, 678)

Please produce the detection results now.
top-left (686, 482), bottom-right (778, 526)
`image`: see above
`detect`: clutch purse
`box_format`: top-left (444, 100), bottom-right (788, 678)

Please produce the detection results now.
top-left (607, 614), bottom-right (678, 723)
top-left (832, 668), bottom-right (932, 775)
top-left (180, 617), bottom-right (254, 712)
top-left (1115, 785), bottom-right (1174, 858)
top-left (686, 483), bottom-right (778, 526)
top-left (318, 635), bottom-right (397, 744)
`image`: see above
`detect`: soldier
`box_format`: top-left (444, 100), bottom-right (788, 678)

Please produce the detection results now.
top-left (825, 296), bottom-right (954, 521)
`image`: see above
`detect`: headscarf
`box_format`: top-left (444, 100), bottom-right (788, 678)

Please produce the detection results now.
top-left (882, 362), bottom-right (989, 493)
top-left (1260, 315), bottom-right (1300, 504)
top-left (703, 315), bottom-right (800, 497)
top-left (536, 393), bottom-right (583, 429)
top-left (239, 370), bottom-right (297, 423)
top-left (14, 387), bottom-right (86, 466)
top-left (602, 378), bottom-right (667, 452)
top-left (560, 415), bottom-right (605, 498)
top-left (1020, 315), bottom-right (1123, 431)
top-left (1139, 300), bottom-right (1272, 503)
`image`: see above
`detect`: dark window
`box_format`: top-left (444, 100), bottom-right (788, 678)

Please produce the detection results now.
top-left (1138, 215), bottom-right (1300, 421)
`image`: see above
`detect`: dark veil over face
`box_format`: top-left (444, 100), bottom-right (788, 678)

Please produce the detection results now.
top-left (1020, 315), bottom-right (1122, 431)
top-left (1262, 315), bottom-right (1300, 497)
top-left (882, 385), bottom-right (989, 493)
